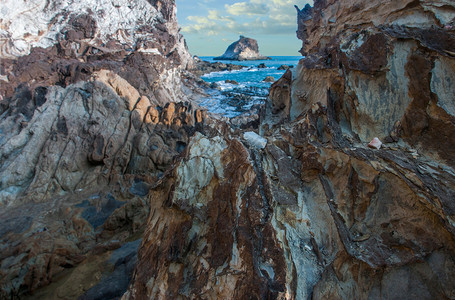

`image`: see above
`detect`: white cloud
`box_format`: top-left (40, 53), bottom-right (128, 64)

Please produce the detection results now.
top-left (182, 0), bottom-right (312, 36)
top-left (225, 2), bottom-right (268, 16)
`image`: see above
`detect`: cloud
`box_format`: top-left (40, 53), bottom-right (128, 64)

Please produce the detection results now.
top-left (225, 2), bottom-right (268, 16)
top-left (181, 0), bottom-right (313, 36)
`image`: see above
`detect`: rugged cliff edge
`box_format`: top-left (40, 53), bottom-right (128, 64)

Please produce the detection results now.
top-left (123, 0), bottom-right (455, 299)
top-left (214, 35), bottom-right (271, 61)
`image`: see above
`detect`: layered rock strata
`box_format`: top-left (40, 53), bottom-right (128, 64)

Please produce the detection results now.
top-left (123, 0), bottom-right (455, 299)
top-left (0, 77), bottom-right (207, 297)
top-left (214, 35), bottom-right (271, 61)
top-left (0, 0), bottom-right (209, 298)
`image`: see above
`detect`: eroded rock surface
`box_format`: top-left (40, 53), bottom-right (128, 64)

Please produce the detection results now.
top-left (0, 0), bottom-right (209, 298)
top-left (123, 0), bottom-right (455, 299)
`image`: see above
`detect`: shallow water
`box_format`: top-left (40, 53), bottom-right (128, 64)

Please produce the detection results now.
top-left (197, 56), bottom-right (302, 118)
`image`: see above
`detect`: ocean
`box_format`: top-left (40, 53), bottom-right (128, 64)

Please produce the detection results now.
top-left (197, 56), bottom-right (302, 118)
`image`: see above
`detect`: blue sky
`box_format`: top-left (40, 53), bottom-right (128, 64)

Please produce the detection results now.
top-left (175, 0), bottom-right (313, 56)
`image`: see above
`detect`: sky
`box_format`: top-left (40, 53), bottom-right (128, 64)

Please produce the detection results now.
top-left (175, 0), bottom-right (313, 57)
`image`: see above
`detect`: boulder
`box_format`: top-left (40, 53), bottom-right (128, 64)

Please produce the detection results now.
top-left (225, 79), bottom-right (239, 85)
top-left (263, 76), bottom-right (276, 82)
top-left (278, 64), bottom-right (293, 70)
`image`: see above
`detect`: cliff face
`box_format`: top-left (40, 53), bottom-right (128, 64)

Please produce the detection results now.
top-left (124, 0), bottom-right (455, 299)
top-left (292, 0), bottom-right (455, 165)
top-left (0, 0), bottom-right (208, 298)
top-left (214, 35), bottom-right (271, 61)
top-left (0, 0), bottom-right (196, 105)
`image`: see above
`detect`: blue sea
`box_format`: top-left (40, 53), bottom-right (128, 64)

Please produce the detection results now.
top-left (197, 56), bottom-right (302, 118)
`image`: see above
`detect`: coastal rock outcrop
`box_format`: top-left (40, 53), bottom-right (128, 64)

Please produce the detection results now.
top-left (214, 35), bottom-right (271, 61)
top-left (191, 56), bottom-right (244, 76)
top-left (123, 0), bottom-right (455, 299)
top-left (1, 0), bottom-right (455, 299)
top-left (0, 0), bottom-right (209, 298)
top-left (0, 77), bottom-right (207, 297)
top-left (0, 0), bottom-right (199, 106)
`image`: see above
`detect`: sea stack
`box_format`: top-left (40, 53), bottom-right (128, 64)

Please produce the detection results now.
top-left (214, 35), bottom-right (270, 61)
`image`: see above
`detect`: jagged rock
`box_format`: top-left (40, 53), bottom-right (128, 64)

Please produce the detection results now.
top-left (2, 0), bottom-right (455, 299)
top-left (191, 58), bottom-right (244, 76)
top-left (225, 79), bottom-right (239, 85)
top-left (0, 0), bottom-right (208, 298)
top-left (214, 36), bottom-right (271, 61)
top-left (0, 0), bottom-right (199, 106)
top-left (278, 64), bottom-right (293, 70)
top-left (290, 0), bottom-right (455, 166)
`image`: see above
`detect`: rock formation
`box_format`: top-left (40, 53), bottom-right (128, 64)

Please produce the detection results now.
top-left (191, 56), bottom-right (244, 76)
top-left (0, 0), bottom-right (208, 298)
top-left (214, 35), bottom-right (271, 61)
top-left (1, 0), bottom-right (455, 299)
top-left (123, 0), bottom-right (455, 299)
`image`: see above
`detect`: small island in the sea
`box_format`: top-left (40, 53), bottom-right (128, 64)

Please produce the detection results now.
top-left (214, 35), bottom-right (271, 61)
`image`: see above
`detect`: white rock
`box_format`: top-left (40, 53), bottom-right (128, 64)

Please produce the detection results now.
top-left (368, 137), bottom-right (382, 150)
top-left (243, 131), bottom-right (267, 149)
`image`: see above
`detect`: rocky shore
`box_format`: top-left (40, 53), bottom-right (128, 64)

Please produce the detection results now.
top-left (0, 0), bottom-right (454, 299)
top-left (190, 56), bottom-right (244, 76)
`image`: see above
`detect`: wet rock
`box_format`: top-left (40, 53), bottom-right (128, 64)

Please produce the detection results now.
top-left (258, 63), bottom-right (267, 68)
top-left (79, 240), bottom-right (141, 300)
top-left (225, 79), bottom-right (239, 85)
top-left (191, 59), bottom-right (244, 76)
top-left (277, 64), bottom-right (293, 70)
top-left (263, 76), bottom-right (276, 82)
top-left (78, 195), bottom-right (125, 228)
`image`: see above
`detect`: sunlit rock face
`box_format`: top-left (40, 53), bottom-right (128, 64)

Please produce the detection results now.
top-left (124, 0), bottom-right (455, 299)
top-left (214, 35), bottom-right (271, 61)
top-left (0, 0), bottom-right (197, 105)
top-left (292, 0), bottom-right (455, 165)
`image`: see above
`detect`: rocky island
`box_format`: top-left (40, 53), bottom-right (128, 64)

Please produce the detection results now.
top-left (214, 35), bottom-right (271, 61)
top-left (0, 0), bottom-right (454, 299)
